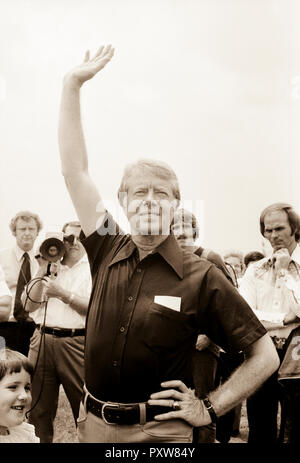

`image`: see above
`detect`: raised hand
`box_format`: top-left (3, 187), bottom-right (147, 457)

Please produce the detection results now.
top-left (65, 44), bottom-right (115, 87)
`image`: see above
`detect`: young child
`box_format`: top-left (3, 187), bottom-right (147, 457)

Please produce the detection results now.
top-left (0, 348), bottom-right (39, 442)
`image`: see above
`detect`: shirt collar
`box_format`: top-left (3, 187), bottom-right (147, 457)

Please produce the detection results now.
top-left (109, 238), bottom-right (138, 267)
top-left (108, 234), bottom-right (184, 279)
top-left (291, 245), bottom-right (300, 265)
top-left (14, 245), bottom-right (36, 262)
top-left (155, 234), bottom-right (184, 279)
top-left (62, 253), bottom-right (89, 270)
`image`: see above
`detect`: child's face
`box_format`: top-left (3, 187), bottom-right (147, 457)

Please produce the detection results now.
top-left (0, 368), bottom-right (32, 428)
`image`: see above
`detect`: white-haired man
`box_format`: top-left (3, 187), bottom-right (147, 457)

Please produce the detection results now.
top-left (58, 45), bottom-right (279, 443)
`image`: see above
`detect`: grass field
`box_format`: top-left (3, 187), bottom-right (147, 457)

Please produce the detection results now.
top-left (53, 386), bottom-right (249, 443)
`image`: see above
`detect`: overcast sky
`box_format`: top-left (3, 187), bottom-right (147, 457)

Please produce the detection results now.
top-left (1, 0), bottom-right (299, 256)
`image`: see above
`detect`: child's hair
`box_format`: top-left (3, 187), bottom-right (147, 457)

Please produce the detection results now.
top-left (0, 348), bottom-right (33, 381)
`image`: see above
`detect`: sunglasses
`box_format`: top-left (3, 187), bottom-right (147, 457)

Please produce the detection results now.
top-left (63, 234), bottom-right (81, 245)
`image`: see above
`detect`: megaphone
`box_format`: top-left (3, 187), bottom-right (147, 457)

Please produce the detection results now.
top-left (39, 232), bottom-right (66, 263)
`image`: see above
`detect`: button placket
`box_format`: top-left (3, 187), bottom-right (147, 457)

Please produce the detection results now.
top-left (110, 267), bottom-right (144, 381)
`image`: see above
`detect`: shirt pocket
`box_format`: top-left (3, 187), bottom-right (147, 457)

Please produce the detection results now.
top-left (143, 302), bottom-right (196, 351)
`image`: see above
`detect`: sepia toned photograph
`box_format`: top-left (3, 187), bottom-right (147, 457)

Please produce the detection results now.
top-left (0, 0), bottom-right (299, 449)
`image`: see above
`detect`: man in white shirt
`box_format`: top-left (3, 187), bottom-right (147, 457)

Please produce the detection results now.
top-left (24, 221), bottom-right (91, 443)
top-left (239, 202), bottom-right (300, 443)
top-left (0, 211), bottom-right (42, 355)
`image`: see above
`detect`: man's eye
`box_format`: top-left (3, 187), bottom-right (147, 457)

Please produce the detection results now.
top-left (25, 385), bottom-right (31, 392)
top-left (8, 385), bottom-right (17, 390)
top-left (156, 191), bottom-right (168, 197)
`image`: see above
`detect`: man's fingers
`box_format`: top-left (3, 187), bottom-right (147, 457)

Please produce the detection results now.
top-left (161, 380), bottom-right (189, 393)
top-left (93, 44), bottom-right (113, 61)
top-left (83, 50), bottom-right (90, 63)
top-left (149, 389), bottom-right (183, 402)
top-left (92, 45), bottom-right (104, 60)
top-left (153, 410), bottom-right (182, 421)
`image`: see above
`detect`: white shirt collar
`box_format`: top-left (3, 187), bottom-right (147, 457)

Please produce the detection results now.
top-left (291, 244), bottom-right (300, 265)
top-left (14, 245), bottom-right (37, 263)
top-left (61, 253), bottom-right (88, 270)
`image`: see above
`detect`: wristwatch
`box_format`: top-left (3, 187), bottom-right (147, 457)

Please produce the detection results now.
top-left (202, 396), bottom-right (218, 423)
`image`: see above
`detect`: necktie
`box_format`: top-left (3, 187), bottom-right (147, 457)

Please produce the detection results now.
top-left (14, 252), bottom-right (31, 321)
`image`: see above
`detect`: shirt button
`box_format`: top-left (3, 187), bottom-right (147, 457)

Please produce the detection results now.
top-left (128, 296), bottom-right (133, 301)
top-left (113, 361), bottom-right (118, 367)
top-left (120, 326), bottom-right (125, 333)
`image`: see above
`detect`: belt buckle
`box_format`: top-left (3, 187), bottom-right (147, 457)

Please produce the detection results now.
top-left (101, 402), bottom-right (120, 425)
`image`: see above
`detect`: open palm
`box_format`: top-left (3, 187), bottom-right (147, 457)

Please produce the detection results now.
top-left (68, 44), bottom-right (114, 85)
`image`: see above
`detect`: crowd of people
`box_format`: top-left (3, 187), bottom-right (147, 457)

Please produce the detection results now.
top-left (0, 45), bottom-right (299, 444)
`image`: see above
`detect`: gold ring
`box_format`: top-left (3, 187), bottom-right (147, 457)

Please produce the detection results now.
top-left (172, 401), bottom-right (181, 411)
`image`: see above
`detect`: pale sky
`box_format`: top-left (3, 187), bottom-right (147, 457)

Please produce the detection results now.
top-left (1, 0), bottom-right (299, 256)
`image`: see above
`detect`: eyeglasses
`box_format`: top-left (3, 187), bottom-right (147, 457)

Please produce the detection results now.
top-left (63, 234), bottom-right (81, 245)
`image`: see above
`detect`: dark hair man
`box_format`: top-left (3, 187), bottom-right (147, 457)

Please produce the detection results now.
top-left (57, 45), bottom-right (279, 443)
top-left (239, 202), bottom-right (300, 443)
top-left (244, 251), bottom-right (265, 269)
top-left (171, 208), bottom-right (235, 443)
top-left (23, 221), bottom-right (91, 443)
top-left (0, 211), bottom-right (42, 355)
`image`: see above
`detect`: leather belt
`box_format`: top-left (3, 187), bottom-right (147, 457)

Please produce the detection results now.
top-left (86, 395), bottom-right (173, 425)
top-left (36, 325), bottom-right (85, 338)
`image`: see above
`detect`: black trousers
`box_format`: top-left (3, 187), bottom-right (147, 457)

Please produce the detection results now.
top-left (0, 320), bottom-right (35, 356)
top-left (246, 348), bottom-right (285, 443)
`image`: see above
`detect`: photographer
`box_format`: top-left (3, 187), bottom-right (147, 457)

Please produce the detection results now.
top-left (23, 221), bottom-right (91, 443)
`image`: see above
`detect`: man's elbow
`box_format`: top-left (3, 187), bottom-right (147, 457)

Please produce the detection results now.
top-left (246, 333), bottom-right (280, 378)
top-left (267, 343), bottom-right (280, 375)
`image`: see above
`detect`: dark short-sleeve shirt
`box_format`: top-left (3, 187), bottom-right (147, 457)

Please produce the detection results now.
top-left (195, 246), bottom-right (233, 284)
top-left (82, 214), bottom-right (266, 403)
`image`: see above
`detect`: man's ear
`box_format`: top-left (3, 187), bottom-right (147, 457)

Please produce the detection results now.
top-left (118, 191), bottom-right (128, 210)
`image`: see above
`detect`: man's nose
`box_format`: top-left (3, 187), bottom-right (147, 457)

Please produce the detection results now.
top-left (270, 230), bottom-right (278, 239)
top-left (144, 190), bottom-right (155, 201)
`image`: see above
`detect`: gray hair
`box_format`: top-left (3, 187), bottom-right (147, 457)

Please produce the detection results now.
top-left (117, 159), bottom-right (181, 206)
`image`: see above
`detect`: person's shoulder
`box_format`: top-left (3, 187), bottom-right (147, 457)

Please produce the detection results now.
top-left (205, 249), bottom-right (224, 266)
top-left (182, 247), bottom-right (213, 270)
top-left (8, 422), bottom-right (40, 443)
top-left (243, 256), bottom-right (270, 279)
top-left (20, 422), bottom-right (39, 442)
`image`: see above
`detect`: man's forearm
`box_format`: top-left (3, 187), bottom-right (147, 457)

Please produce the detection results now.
top-left (59, 78), bottom-right (88, 176)
top-left (59, 290), bottom-right (89, 316)
top-left (207, 334), bottom-right (280, 417)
